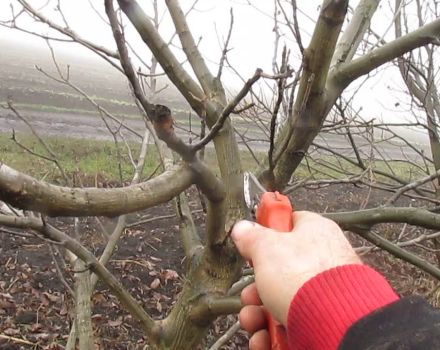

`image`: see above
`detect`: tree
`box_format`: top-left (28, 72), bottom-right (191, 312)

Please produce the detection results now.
top-left (1, 0), bottom-right (440, 348)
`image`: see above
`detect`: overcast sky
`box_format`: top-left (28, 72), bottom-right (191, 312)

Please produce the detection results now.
top-left (0, 0), bottom-right (427, 126)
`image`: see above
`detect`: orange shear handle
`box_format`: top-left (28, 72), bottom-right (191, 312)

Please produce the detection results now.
top-left (255, 191), bottom-right (294, 350)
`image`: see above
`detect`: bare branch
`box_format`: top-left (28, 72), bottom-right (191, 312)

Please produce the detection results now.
top-left (227, 275), bottom-right (255, 296)
top-left (190, 296), bottom-right (242, 321)
top-left (325, 207), bottom-right (440, 232)
top-left (330, 17), bottom-right (440, 88)
top-left (17, 0), bottom-right (118, 59)
top-left (165, 0), bottom-right (216, 93)
top-left (209, 321), bottom-right (241, 350)
top-left (386, 169), bottom-right (440, 206)
top-left (269, 48), bottom-right (289, 173)
top-left (265, 0), bottom-right (349, 190)
top-left (7, 101), bottom-right (69, 183)
top-left (49, 244), bottom-right (74, 297)
top-left (175, 192), bottom-right (203, 258)
top-left (351, 228), bottom-right (440, 281)
top-left (331, 0), bottom-right (380, 67)
top-left (0, 163), bottom-right (194, 216)
top-left (217, 8), bottom-right (234, 80)
top-left (117, 0), bottom-right (206, 115)
top-left (105, 0), bottom-right (155, 118)
top-left (192, 69), bottom-right (264, 152)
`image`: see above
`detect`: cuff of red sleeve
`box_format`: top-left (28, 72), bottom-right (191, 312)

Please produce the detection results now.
top-left (286, 264), bottom-right (400, 350)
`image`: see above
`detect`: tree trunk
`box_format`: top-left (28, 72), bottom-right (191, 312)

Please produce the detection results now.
top-left (74, 258), bottom-right (94, 350)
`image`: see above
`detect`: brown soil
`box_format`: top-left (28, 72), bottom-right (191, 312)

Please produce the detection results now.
top-left (0, 184), bottom-right (438, 349)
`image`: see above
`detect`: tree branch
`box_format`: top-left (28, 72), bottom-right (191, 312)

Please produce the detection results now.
top-left (386, 169), bottom-right (440, 206)
top-left (16, 0), bottom-right (122, 72)
top-left (0, 163), bottom-right (193, 216)
top-left (191, 69), bottom-right (263, 152)
top-left (190, 296), bottom-right (242, 322)
top-left (330, 17), bottom-right (440, 88)
top-left (117, 0), bottom-right (206, 116)
top-left (352, 228), bottom-right (440, 281)
top-left (105, 0), bottom-right (155, 118)
top-left (165, 0), bottom-right (215, 93)
top-left (264, 0), bottom-right (349, 190)
top-left (331, 0), bottom-right (380, 67)
top-left (325, 207), bottom-right (440, 231)
top-left (209, 321), bottom-right (241, 350)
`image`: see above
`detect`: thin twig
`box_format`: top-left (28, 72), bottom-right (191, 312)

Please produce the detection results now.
top-left (217, 8), bottom-right (234, 80)
top-left (192, 69), bottom-right (264, 152)
top-left (209, 321), bottom-right (241, 350)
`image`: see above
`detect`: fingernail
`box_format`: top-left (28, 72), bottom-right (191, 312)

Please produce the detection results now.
top-left (231, 220), bottom-right (255, 241)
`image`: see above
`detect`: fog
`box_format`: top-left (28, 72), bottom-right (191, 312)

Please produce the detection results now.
top-left (0, 0), bottom-right (432, 146)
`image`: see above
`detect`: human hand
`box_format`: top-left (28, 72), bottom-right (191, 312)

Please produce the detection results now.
top-left (231, 211), bottom-right (361, 349)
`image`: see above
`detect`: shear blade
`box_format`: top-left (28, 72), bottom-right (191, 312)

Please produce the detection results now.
top-left (243, 171), bottom-right (266, 211)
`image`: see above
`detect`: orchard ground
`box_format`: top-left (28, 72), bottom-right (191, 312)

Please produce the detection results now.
top-left (0, 149), bottom-right (438, 349)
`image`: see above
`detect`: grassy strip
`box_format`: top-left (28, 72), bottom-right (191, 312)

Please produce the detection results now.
top-left (0, 133), bottom-right (427, 186)
top-left (0, 102), bottom-right (267, 136)
top-left (0, 102), bottom-right (140, 119)
top-left (0, 133), bottom-right (158, 185)
top-left (0, 133), bottom-right (262, 185)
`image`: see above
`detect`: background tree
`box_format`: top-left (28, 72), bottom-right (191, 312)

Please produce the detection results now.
top-left (1, 0), bottom-right (440, 349)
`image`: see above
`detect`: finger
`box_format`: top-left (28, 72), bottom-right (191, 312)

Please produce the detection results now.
top-left (249, 329), bottom-right (270, 350)
top-left (231, 220), bottom-right (273, 260)
top-left (292, 210), bottom-right (323, 228)
top-left (239, 305), bottom-right (267, 333)
top-left (241, 283), bottom-right (262, 306)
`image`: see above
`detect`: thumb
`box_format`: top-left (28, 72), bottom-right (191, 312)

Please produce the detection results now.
top-left (231, 220), bottom-right (270, 260)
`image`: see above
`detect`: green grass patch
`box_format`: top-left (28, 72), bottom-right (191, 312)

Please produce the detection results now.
top-left (0, 133), bottom-right (160, 185)
top-left (0, 132), bottom-right (428, 187)
top-left (0, 102), bottom-right (144, 120)
top-left (294, 154), bottom-right (430, 183)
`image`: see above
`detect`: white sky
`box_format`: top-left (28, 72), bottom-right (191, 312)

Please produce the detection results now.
top-left (0, 0), bottom-right (430, 128)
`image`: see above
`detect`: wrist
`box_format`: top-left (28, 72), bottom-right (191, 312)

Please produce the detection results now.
top-left (287, 264), bottom-right (399, 350)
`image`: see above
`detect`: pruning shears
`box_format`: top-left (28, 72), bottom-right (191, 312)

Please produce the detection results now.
top-left (243, 172), bottom-right (294, 350)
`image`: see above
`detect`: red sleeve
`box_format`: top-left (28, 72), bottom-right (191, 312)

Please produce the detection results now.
top-left (286, 264), bottom-right (399, 350)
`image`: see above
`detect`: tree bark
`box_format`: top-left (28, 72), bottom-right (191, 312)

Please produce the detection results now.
top-left (74, 258), bottom-right (94, 350)
top-left (0, 163), bottom-right (193, 216)
top-left (264, 0), bottom-right (348, 190)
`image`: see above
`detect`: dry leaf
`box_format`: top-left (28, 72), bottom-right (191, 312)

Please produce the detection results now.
top-left (150, 278), bottom-right (161, 289)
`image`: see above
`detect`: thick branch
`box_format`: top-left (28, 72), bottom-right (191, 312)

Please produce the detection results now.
top-left (160, 143), bottom-right (202, 259)
top-left (265, 0), bottom-right (348, 190)
top-left (117, 0), bottom-right (206, 115)
top-left (331, 0), bottom-right (380, 67)
top-left (0, 163), bottom-right (193, 216)
top-left (105, 0), bottom-right (154, 118)
top-left (165, 0), bottom-right (215, 93)
top-left (325, 207), bottom-right (440, 231)
top-left (330, 17), bottom-right (440, 88)
top-left (189, 161), bottom-right (227, 247)
top-left (190, 296), bottom-right (242, 322)
top-left (175, 192), bottom-right (202, 258)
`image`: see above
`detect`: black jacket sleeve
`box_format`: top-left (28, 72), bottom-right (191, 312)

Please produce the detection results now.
top-left (339, 296), bottom-right (440, 349)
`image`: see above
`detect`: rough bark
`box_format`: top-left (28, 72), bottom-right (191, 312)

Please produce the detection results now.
top-left (264, 0), bottom-right (348, 189)
top-left (74, 258), bottom-right (94, 350)
top-left (0, 163), bottom-right (193, 216)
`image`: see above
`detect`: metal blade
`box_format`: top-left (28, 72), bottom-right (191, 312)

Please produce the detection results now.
top-left (243, 171), bottom-right (266, 210)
